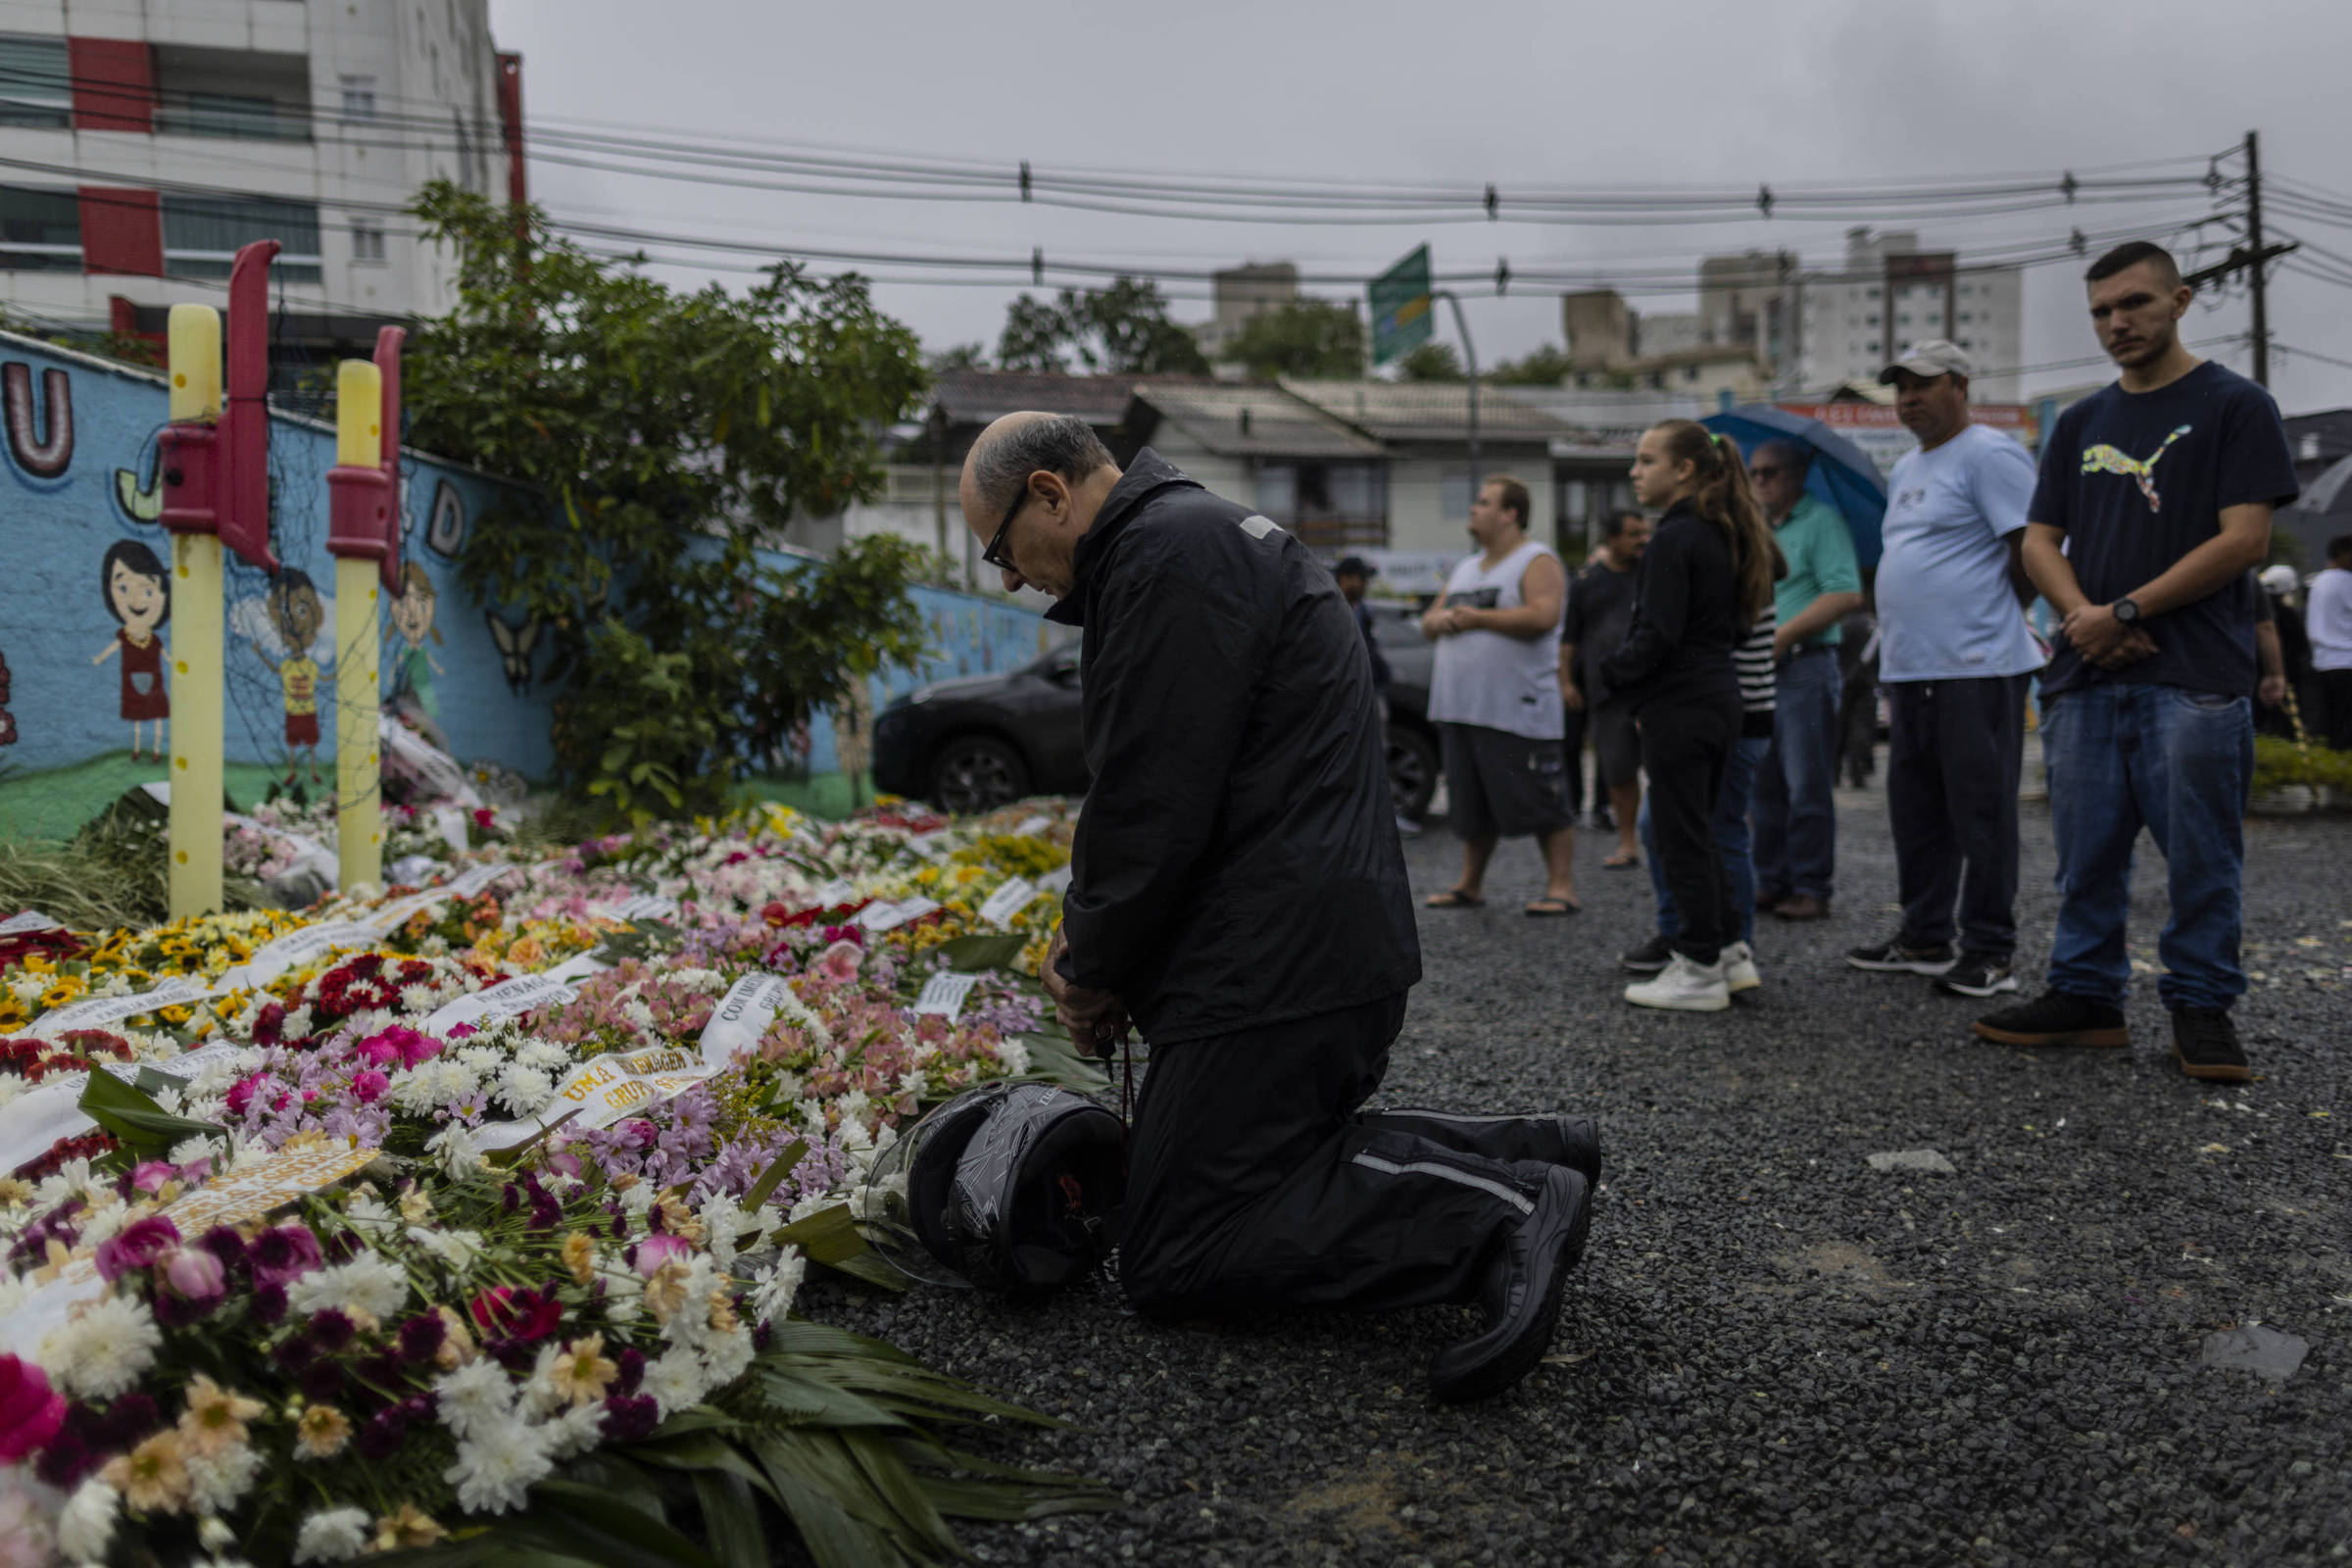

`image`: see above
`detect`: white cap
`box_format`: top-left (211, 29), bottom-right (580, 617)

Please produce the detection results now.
top-left (1879, 340), bottom-right (1974, 383)
top-left (2259, 564), bottom-right (2299, 594)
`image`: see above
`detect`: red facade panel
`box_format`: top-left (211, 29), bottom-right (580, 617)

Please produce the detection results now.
top-left (68, 36), bottom-right (155, 133)
top-left (79, 187), bottom-right (163, 276)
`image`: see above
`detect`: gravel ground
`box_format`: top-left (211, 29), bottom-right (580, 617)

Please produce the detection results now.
top-left (819, 784), bottom-right (2352, 1567)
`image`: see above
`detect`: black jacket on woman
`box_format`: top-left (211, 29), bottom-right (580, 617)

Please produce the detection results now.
top-left (1598, 500), bottom-right (1742, 713)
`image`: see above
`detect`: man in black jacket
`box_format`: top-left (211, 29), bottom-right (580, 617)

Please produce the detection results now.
top-left (959, 412), bottom-right (1595, 1401)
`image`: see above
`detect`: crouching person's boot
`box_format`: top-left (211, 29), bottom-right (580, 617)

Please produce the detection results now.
top-left (1428, 1163), bottom-right (1592, 1403)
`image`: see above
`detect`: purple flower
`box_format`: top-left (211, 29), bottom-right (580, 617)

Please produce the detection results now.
top-left (248, 1283), bottom-right (288, 1325)
top-left (396, 1313), bottom-right (445, 1365)
top-left (248, 1223), bottom-right (323, 1288)
top-left (298, 1359), bottom-right (346, 1401)
top-left (93, 1215), bottom-right (181, 1283)
top-left (348, 1068), bottom-right (391, 1104)
top-left (613, 1346), bottom-right (646, 1396)
top-left (307, 1309), bottom-right (358, 1353)
top-left (354, 1403), bottom-right (409, 1461)
top-left (600, 1394), bottom-right (661, 1442)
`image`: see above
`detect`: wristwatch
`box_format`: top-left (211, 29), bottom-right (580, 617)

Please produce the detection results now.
top-left (2111, 597), bottom-right (2141, 625)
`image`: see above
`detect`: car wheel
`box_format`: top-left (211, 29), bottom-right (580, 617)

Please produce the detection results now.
top-left (929, 734), bottom-right (1031, 814)
top-left (1387, 724), bottom-right (1439, 820)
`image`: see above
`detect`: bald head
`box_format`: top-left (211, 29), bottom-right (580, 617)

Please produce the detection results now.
top-left (957, 412), bottom-right (1121, 599)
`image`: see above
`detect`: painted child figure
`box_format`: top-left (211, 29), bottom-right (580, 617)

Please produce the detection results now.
top-left (387, 562), bottom-right (447, 745)
top-left (91, 539), bottom-right (172, 761)
top-left (253, 568), bottom-right (327, 784)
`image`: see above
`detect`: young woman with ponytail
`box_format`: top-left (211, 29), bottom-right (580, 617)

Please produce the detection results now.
top-left (1600, 419), bottom-right (1782, 1010)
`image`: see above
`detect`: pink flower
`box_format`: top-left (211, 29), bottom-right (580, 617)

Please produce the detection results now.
top-left (223, 1071), bottom-right (270, 1115)
top-left (94, 1214), bottom-right (181, 1282)
top-left (469, 1286), bottom-right (562, 1344)
top-left (359, 1025), bottom-right (442, 1069)
top-left (349, 1069), bottom-right (391, 1104)
top-left (247, 1223), bottom-right (323, 1288)
top-left (0, 1353), bottom-right (66, 1463)
top-left (634, 1233), bottom-right (692, 1275)
top-left (127, 1160), bottom-right (177, 1195)
top-left (161, 1246), bottom-right (227, 1308)
top-left (815, 939), bottom-right (864, 984)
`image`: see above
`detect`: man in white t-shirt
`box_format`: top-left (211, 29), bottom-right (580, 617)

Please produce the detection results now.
top-left (2309, 534), bottom-right (2352, 749)
top-left (1422, 475), bottom-right (1579, 916)
top-left (1845, 341), bottom-right (2044, 1001)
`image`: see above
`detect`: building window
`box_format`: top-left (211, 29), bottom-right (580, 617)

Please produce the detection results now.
top-left (162, 194), bottom-right (322, 282)
top-left (0, 185), bottom-right (80, 270)
top-left (351, 219), bottom-right (385, 264)
top-left (1254, 460), bottom-right (1386, 547)
top-left (1865, 286), bottom-right (1880, 299)
top-left (340, 75), bottom-right (377, 122)
top-left (152, 45), bottom-right (311, 142)
top-left (0, 34), bottom-right (71, 128)
top-left (1866, 340), bottom-right (1880, 354)
top-left (1442, 470), bottom-right (1475, 521)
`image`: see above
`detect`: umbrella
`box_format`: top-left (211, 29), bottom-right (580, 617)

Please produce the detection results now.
top-left (2275, 454), bottom-right (2352, 567)
top-left (1702, 405), bottom-right (1890, 568)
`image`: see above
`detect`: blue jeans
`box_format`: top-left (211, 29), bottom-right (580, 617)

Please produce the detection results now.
top-left (1642, 732), bottom-right (1771, 946)
top-left (1751, 648), bottom-right (1841, 901)
top-left (2043, 683), bottom-right (2253, 1012)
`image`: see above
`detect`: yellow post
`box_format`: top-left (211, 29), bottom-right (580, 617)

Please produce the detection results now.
top-left (166, 305), bottom-right (222, 919)
top-left (333, 360), bottom-right (384, 893)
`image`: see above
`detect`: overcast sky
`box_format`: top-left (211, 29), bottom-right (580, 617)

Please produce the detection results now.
top-left (488, 0), bottom-right (2352, 413)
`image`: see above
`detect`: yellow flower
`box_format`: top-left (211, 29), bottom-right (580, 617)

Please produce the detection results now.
top-left (435, 1305), bottom-right (477, 1368)
top-left (295, 1403), bottom-right (351, 1458)
top-left (644, 1258), bottom-right (692, 1324)
top-left (399, 1187), bottom-right (434, 1224)
top-left (561, 1231), bottom-right (596, 1285)
top-left (372, 1504), bottom-right (448, 1551)
top-left (547, 1333), bottom-right (619, 1407)
top-left (178, 1375), bottom-right (266, 1456)
top-left (102, 1429), bottom-right (192, 1513)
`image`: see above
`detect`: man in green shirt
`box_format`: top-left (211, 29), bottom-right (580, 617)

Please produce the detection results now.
top-left (1748, 441), bottom-right (1863, 922)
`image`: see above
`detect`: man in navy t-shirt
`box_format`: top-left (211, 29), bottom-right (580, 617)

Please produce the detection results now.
top-left (1973, 241), bottom-right (2298, 1082)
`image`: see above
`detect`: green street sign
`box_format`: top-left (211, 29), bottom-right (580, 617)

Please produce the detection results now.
top-left (1369, 244), bottom-right (1434, 367)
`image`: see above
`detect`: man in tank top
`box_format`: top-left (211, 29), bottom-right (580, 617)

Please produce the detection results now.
top-left (1421, 475), bottom-right (1579, 916)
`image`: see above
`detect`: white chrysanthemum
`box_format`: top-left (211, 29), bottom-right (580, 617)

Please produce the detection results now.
top-left (541, 1399), bottom-right (608, 1460)
top-left (425, 1123), bottom-right (484, 1178)
top-left (603, 1267), bottom-right (644, 1325)
top-left (514, 1041), bottom-right (570, 1073)
top-left (750, 1248), bottom-right (806, 1324)
top-left (667, 966), bottom-right (728, 996)
top-left (697, 1193), bottom-right (743, 1271)
top-left (290, 1251), bottom-right (411, 1320)
top-left (445, 1417), bottom-right (555, 1515)
top-left (458, 1045), bottom-right (505, 1073)
top-left (408, 1226), bottom-right (487, 1277)
top-left (700, 1323), bottom-right (755, 1388)
top-left (518, 1342), bottom-right (565, 1419)
top-left (74, 1197), bottom-right (131, 1249)
top-left (170, 1133), bottom-right (228, 1167)
top-left (895, 1069), bottom-right (928, 1101)
top-left (198, 1515), bottom-right (237, 1551)
top-left (433, 1355), bottom-right (515, 1439)
top-left (42, 1294), bottom-right (161, 1399)
top-left (292, 1506), bottom-right (371, 1564)
top-left (837, 1115), bottom-right (873, 1155)
top-left (8, 976), bottom-right (43, 1006)
top-left (615, 1181), bottom-right (657, 1217)
top-left (794, 1097), bottom-right (827, 1134)
top-left (280, 1003), bottom-right (316, 1038)
top-left (95, 974), bottom-right (134, 999)
top-left (343, 1192), bottom-right (398, 1237)
top-left (641, 1347), bottom-right (709, 1416)
top-left (786, 1191), bottom-right (832, 1224)
top-left (184, 1441), bottom-right (264, 1514)
top-left (622, 999), bottom-right (659, 1037)
top-left (496, 1065), bottom-right (555, 1114)
top-left (31, 1158), bottom-right (95, 1211)
top-left (399, 984), bottom-right (439, 1013)
top-left (765, 1069), bottom-right (804, 1101)
top-left (996, 1039), bottom-right (1032, 1077)
top-left (58, 1479), bottom-right (118, 1562)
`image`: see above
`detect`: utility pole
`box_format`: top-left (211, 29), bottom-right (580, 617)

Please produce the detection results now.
top-left (2181, 130), bottom-right (2295, 388)
top-left (1432, 289), bottom-right (1480, 475)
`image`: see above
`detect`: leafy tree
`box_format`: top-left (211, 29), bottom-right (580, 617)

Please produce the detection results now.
top-left (927, 342), bottom-right (990, 371)
top-left (1222, 299), bottom-right (1366, 379)
top-left (994, 277), bottom-right (1209, 375)
top-left (1396, 341), bottom-right (1466, 381)
top-left (403, 181), bottom-right (933, 822)
top-left (1489, 343), bottom-right (1575, 386)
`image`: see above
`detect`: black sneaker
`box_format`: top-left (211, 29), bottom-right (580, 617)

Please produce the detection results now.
top-left (1619, 932), bottom-right (1675, 973)
top-left (2171, 1008), bottom-right (2250, 1082)
top-left (1973, 991), bottom-right (2130, 1049)
top-left (1846, 935), bottom-right (1958, 975)
top-left (1934, 952), bottom-right (2020, 999)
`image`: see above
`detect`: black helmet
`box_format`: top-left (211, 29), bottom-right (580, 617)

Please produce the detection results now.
top-left (860, 1082), bottom-right (1125, 1292)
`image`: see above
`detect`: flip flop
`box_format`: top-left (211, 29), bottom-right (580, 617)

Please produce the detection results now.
top-left (1601, 854), bottom-right (1642, 870)
top-left (1524, 897), bottom-right (1582, 917)
top-left (1424, 889), bottom-right (1486, 908)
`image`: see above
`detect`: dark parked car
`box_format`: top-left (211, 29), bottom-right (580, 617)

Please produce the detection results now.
top-left (871, 608), bottom-right (1443, 819)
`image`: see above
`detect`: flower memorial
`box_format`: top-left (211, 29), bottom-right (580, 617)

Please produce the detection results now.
top-left (0, 799), bottom-right (1109, 1566)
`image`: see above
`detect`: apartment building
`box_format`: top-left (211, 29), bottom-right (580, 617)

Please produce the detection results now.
top-left (1783, 227), bottom-right (2024, 402)
top-left (0, 0), bottom-right (515, 369)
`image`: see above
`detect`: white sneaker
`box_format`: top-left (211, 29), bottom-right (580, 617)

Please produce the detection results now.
top-left (1722, 941), bottom-right (1761, 994)
top-left (1624, 952), bottom-right (1731, 1012)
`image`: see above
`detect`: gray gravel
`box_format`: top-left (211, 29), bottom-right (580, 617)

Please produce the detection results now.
top-left (820, 785), bottom-right (2352, 1566)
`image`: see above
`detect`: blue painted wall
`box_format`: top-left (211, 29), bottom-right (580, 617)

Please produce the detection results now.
top-left (0, 330), bottom-right (1057, 809)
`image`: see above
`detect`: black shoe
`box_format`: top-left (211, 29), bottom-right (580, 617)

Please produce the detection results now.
top-left (1846, 935), bottom-right (1958, 975)
top-left (1973, 990), bottom-right (2130, 1049)
top-left (1428, 1165), bottom-right (1591, 1404)
top-left (1754, 889), bottom-right (1790, 914)
top-left (1366, 1109), bottom-right (1602, 1187)
top-left (1934, 952), bottom-right (2019, 999)
top-left (1590, 808), bottom-right (1615, 833)
top-left (1618, 932), bottom-right (1675, 974)
top-left (2171, 1008), bottom-right (2250, 1082)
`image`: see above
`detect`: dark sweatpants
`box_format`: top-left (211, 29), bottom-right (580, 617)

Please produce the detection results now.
top-left (1886, 674), bottom-right (2029, 957)
top-left (1637, 690), bottom-right (1741, 965)
top-left (1119, 993), bottom-right (1539, 1316)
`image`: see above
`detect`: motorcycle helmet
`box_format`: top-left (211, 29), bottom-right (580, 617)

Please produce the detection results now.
top-left (860, 1081), bottom-right (1125, 1292)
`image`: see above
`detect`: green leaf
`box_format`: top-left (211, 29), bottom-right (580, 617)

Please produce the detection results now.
top-left (690, 1471), bottom-right (766, 1568)
top-left (738, 1138), bottom-right (808, 1214)
top-left (77, 1069), bottom-right (222, 1155)
top-left (931, 933), bottom-right (1028, 972)
top-left (513, 1480), bottom-right (719, 1568)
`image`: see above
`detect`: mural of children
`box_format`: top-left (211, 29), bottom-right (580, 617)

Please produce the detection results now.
top-left (251, 568), bottom-right (326, 784)
top-left (387, 561), bottom-right (446, 742)
top-left (89, 539), bottom-right (170, 760)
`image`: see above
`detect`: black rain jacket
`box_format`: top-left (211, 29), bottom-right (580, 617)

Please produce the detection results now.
top-left (1046, 450), bottom-right (1421, 1046)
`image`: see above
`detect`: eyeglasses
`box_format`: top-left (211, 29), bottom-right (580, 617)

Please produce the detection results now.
top-left (982, 483), bottom-right (1028, 572)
